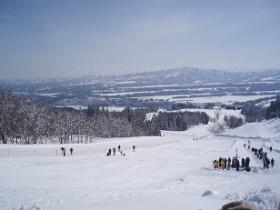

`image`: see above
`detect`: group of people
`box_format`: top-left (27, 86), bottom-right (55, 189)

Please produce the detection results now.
top-left (59, 144), bottom-right (138, 157)
top-left (60, 147), bottom-right (74, 156)
top-left (106, 145), bottom-right (136, 156)
top-left (213, 156), bottom-right (251, 172)
top-left (250, 146), bottom-right (274, 169)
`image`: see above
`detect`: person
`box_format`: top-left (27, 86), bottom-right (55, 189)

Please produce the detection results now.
top-left (267, 158), bottom-right (270, 168)
top-left (227, 157), bottom-right (231, 170)
top-left (231, 158), bottom-right (236, 168)
top-left (245, 157), bottom-right (250, 172)
top-left (271, 158), bottom-right (274, 167)
top-left (219, 157), bottom-right (222, 168)
top-left (270, 146), bottom-right (272, 152)
top-left (263, 156), bottom-right (270, 169)
top-left (213, 160), bottom-right (218, 169)
top-left (132, 145), bottom-right (136, 152)
top-left (241, 158), bottom-right (245, 169)
top-left (70, 147), bottom-right (73, 155)
top-left (60, 147), bottom-right (66, 156)
top-left (107, 148), bottom-right (112, 156)
top-left (113, 148), bottom-right (116, 156)
top-left (245, 157), bottom-right (250, 167)
top-left (221, 159), bottom-right (225, 170)
top-left (259, 148), bottom-right (263, 160)
top-left (236, 159), bottom-right (240, 171)
top-left (118, 145), bottom-right (121, 152)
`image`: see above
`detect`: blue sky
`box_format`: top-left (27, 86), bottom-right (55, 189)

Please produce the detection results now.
top-left (0, 0), bottom-right (280, 79)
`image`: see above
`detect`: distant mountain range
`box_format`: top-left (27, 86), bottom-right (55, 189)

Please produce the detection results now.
top-left (1, 67), bottom-right (280, 108)
top-left (107, 68), bottom-right (280, 85)
top-left (1, 67), bottom-right (280, 87)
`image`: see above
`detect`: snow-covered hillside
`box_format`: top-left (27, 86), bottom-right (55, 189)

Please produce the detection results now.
top-left (0, 120), bottom-right (280, 210)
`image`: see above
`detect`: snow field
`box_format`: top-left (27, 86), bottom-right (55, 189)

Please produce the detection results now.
top-left (0, 120), bottom-right (280, 210)
top-left (0, 136), bottom-right (180, 158)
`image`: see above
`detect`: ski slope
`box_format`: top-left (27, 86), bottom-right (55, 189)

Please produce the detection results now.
top-left (0, 120), bottom-right (280, 210)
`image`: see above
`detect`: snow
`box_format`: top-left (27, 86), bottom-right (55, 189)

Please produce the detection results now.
top-left (1, 120), bottom-right (280, 210)
top-left (61, 105), bottom-right (88, 110)
top-left (37, 92), bottom-right (61, 97)
top-left (179, 95), bottom-right (276, 104)
top-left (100, 91), bottom-right (154, 97)
top-left (223, 119), bottom-right (280, 140)
top-left (140, 94), bottom-right (276, 104)
top-left (105, 106), bottom-right (126, 112)
top-left (146, 108), bottom-right (244, 122)
top-left (55, 106), bottom-right (126, 112)
top-left (177, 108), bottom-right (244, 121)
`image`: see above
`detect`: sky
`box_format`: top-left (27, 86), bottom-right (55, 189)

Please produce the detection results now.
top-left (0, 0), bottom-right (280, 79)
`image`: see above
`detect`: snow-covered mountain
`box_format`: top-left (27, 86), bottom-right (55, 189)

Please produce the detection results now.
top-left (108, 68), bottom-right (280, 85)
top-left (2, 67), bottom-right (280, 87)
top-left (70, 68), bottom-right (280, 86)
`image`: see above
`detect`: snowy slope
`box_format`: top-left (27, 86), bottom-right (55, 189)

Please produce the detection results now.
top-left (223, 119), bottom-right (280, 140)
top-left (0, 120), bottom-right (280, 210)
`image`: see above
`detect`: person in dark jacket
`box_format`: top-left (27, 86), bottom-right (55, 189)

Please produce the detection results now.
top-left (70, 147), bottom-right (73, 155)
top-left (263, 157), bottom-right (270, 169)
top-left (241, 158), bottom-right (245, 169)
top-left (60, 147), bottom-right (66, 156)
top-left (219, 157), bottom-right (222, 168)
top-left (245, 157), bottom-right (250, 166)
top-left (236, 159), bottom-right (240, 171)
top-left (107, 148), bottom-right (112, 156)
top-left (267, 158), bottom-right (270, 168)
top-left (245, 157), bottom-right (250, 172)
top-left (271, 158), bottom-right (274, 167)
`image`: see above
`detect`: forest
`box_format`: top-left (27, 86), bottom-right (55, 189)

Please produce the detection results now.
top-left (241, 95), bottom-right (280, 122)
top-left (0, 90), bottom-right (209, 144)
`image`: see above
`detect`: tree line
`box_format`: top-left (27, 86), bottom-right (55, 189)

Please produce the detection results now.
top-left (0, 90), bottom-right (209, 144)
top-left (241, 95), bottom-right (280, 122)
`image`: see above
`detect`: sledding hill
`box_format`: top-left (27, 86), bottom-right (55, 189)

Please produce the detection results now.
top-left (0, 120), bottom-right (280, 210)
